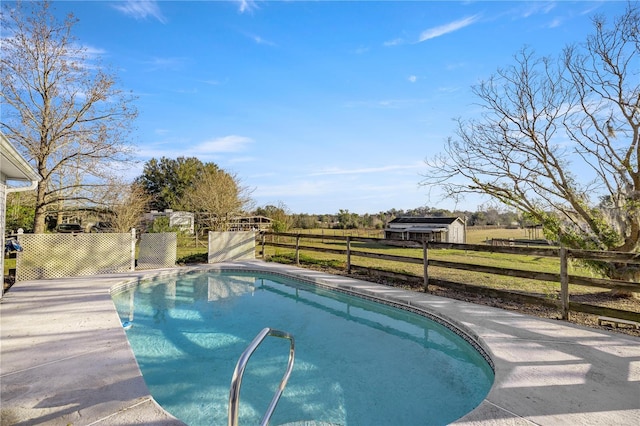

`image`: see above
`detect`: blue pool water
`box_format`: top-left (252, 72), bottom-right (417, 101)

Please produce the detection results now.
top-left (111, 271), bottom-right (494, 425)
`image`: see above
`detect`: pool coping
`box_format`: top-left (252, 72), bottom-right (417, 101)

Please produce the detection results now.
top-left (1, 260), bottom-right (639, 425)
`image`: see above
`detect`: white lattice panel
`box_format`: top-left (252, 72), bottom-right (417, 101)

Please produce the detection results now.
top-left (208, 231), bottom-right (256, 263)
top-left (15, 233), bottom-right (133, 281)
top-left (137, 233), bottom-right (177, 270)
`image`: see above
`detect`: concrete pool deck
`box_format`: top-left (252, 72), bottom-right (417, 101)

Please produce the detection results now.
top-left (1, 260), bottom-right (639, 425)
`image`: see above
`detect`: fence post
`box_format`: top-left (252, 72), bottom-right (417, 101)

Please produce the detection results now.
top-left (346, 236), bottom-right (351, 274)
top-left (130, 228), bottom-right (136, 271)
top-left (560, 246), bottom-right (569, 320)
top-left (423, 239), bottom-right (429, 292)
top-left (261, 233), bottom-right (266, 259)
top-left (295, 235), bottom-right (300, 265)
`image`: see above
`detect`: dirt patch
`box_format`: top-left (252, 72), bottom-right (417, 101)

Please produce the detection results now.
top-left (426, 284), bottom-right (640, 338)
top-left (298, 263), bottom-right (640, 338)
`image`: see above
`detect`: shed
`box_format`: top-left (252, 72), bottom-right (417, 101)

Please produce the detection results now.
top-left (145, 209), bottom-right (195, 234)
top-left (384, 216), bottom-right (466, 243)
top-left (1, 132), bottom-right (41, 296)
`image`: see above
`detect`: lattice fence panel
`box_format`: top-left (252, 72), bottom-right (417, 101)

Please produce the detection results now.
top-left (15, 233), bottom-right (133, 281)
top-left (208, 231), bottom-right (256, 263)
top-left (137, 232), bottom-right (177, 270)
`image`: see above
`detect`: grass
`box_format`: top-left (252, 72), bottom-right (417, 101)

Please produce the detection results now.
top-left (465, 227), bottom-right (539, 244)
top-left (258, 227), bottom-right (605, 300)
top-left (3, 258), bottom-right (16, 277)
top-left (176, 234), bottom-right (208, 263)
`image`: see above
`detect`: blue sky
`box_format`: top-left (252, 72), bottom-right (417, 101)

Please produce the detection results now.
top-left (50, 0), bottom-right (628, 214)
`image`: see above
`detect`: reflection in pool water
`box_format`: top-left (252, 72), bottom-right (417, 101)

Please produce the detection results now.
top-left (112, 271), bottom-right (494, 425)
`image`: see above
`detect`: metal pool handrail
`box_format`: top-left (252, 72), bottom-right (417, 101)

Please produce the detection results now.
top-left (228, 327), bottom-right (296, 426)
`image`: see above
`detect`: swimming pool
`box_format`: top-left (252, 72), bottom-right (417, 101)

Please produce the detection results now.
top-left (111, 270), bottom-right (494, 425)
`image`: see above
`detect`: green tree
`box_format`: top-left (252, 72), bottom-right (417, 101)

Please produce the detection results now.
top-left (1, 1), bottom-right (137, 233)
top-left (291, 214), bottom-right (317, 229)
top-left (136, 157), bottom-right (220, 211)
top-left (335, 209), bottom-right (359, 229)
top-left (422, 4), bottom-right (640, 279)
top-left (255, 202), bottom-right (292, 232)
top-left (5, 192), bottom-right (36, 233)
top-left (148, 217), bottom-right (177, 233)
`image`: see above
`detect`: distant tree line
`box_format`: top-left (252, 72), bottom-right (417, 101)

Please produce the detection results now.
top-left (253, 206), bottom-right (524, 231)
top-left (5, 159), bottom-right (525, 234)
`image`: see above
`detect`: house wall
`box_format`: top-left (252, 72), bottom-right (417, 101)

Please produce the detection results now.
top-left (145, 210), bottom-right (194, 234)
top-left (168, 211), bottom-right (194, 234)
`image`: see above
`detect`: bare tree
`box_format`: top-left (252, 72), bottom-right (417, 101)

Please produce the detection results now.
top-left (0, 1), bottom-right (137, 233)
top-left (422, 4), bottom-right (640, 279)
top-left (181, 168), bottom-right (254, 231)
top-left (101, 182), bottom-right (152, 233)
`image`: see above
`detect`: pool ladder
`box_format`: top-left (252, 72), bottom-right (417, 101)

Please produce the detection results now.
top-left (228, 327), bottom-right (296, 426)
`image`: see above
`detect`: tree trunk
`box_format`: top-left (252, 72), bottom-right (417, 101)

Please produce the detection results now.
top-left (32, 183), bottom-right (47, 233)
top-left (33, 206), bottom-right (47, 233)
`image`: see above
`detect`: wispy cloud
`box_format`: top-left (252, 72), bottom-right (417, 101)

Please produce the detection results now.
top-left (418, 15), bottom-right (480, 42)
top-left (192, 135), bottom-right (254, 154)
top-left (141, 56), bottom-right (188, 72)
top-left (237, 0), bottom-right (259, 14)
top-left (82, 45), bottom-right (107, 58)
top-left (227, 156), bottom-right (257, 164)
top-left (137, 135), bottom-right (254, 161)
top-left (353, 46), bottom-right (371, 54)
top-left (383, 38), bottom-right (405, 47)
top-left (112, 0), bottom-right (166, 23)
top-left (309, 163), bottom-right (423, 177)
top-left (408, 75), bottom-right (418, 83)
top-left (343, 98), bottom-right (426, 109)
top-left (520, 2), bottom-right (556, 18)
top-left (253, 175), bottom-right (427, 212)
top-left (254, 180), bottom-right (334, 198)
top-left (249, 34), bottom-right (276, 46)
top-left (547, 17), bottom-right (563, 29)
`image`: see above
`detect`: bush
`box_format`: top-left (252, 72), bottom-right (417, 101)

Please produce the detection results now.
top-left (177, 252), bottom-right (208, 264)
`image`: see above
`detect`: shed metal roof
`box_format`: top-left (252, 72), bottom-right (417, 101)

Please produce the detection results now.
top-left (386, 225), bottom-right (448, 232)
top-left (388, 216), bottom-right (462, 225)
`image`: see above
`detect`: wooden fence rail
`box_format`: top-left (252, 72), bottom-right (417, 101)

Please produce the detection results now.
top-left (259, 232), bottom-right (640, 323)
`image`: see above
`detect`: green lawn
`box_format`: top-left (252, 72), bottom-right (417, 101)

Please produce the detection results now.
top-left (259, 227), bottom-right (604, 300)
top-left (3, 258), bottom-right (16, 276)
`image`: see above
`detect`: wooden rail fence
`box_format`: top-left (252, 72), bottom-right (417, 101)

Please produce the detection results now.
top-left (258, 232), bottom-right (640, 323)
